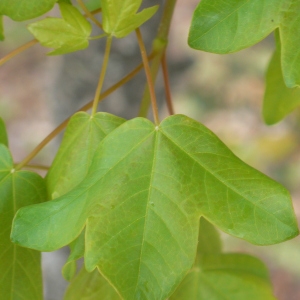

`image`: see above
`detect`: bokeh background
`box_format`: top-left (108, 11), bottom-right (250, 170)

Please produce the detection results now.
top-left (1, 0), bottom-right (300, 299)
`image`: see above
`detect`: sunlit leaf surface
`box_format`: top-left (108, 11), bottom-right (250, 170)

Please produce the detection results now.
top-left (12, 115), bottom-right (298, 299)
top-left (189, 0), bottom-right (300, 87)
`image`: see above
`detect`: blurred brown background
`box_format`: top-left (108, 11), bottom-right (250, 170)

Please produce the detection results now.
top-left (1, 0), bottom-right (300, 299)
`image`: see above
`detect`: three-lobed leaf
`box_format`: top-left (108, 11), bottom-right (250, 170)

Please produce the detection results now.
top-left (28, 3), bottom-right (92, 55)
top-left (11, 115), bottom-right (298, 299)
top-left (263, 31), bottom-right (300, 124)
top-left (188, 0), bottom-right (300, 87)
top-left (102, 0), bottom-right (158, 38)
top-left (0, 144), bottom-right (46, 299)
top-left (0, 0), bottom-right (56, 21)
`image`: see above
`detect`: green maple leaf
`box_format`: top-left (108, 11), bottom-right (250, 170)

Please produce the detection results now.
top-left (46, 112), bottom-right (125, 280)
top-left (28, 3), bottom-right (92, 55)
top-left (170, 218), bottom-right (276, 300)
top-left (64, 267), bottom-right (121, 300)
top-left (11, 115), bottom-right (298, 299)
top-left (263, 30), bottom-right (300, 124)
top-left (0, 0), bottom-right (57, 21)
top-left (0, 117), bottom-right (8, 146)
top-left (102, 0), bottom-right (158, 38)
top-left (188, 0), bottom-right (300, 87)
top-left (0, 144), bottom-right (46, 299)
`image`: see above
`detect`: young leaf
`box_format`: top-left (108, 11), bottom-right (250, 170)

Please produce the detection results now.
top-left (0, 0), bottom-right (56, 21)
top-left (0, 16), bottom-right (4, 41)
top-left (62, 230), bottom-right (85, 281)
top-left (11, 115), bottom-right (298, 299)
top-left (28, 3), bottom-right (92, 55)
top-left (263, 34), bottom-right (300, 124)
top-left (170, 254), bottom-right (276, 300)
top-left (64, 267), bottom-right (121, 300)
top-left (102, 0), bottom-right (158, 38)
top-left (46, 112), bottom-right (125, 199)
top-left (170, 218), bottom-right (275, 299)
top-left (188, 0), bottom-right (300, 87)
top-left (0, 117), bottom-right (8, 146)
top-left (0, 144), bottom-right (45, 299)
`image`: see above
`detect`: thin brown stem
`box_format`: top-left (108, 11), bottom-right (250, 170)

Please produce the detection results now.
top-left (136, 29), bottom-right (159, 125)
top-left (77, 0), bottom-right (103, 29)
top-left (91, 35), bottom-right (113, 116)
top-left (138, 0), bottom-right (177, 117)
top-left (0, 39), bottom-right (38, 67)
top-left (161, 51), bottom-right (175, 115)
top-left (14, 163), bottom-right (50, 171)
top-left (15, 52), bottom-right (156, 170)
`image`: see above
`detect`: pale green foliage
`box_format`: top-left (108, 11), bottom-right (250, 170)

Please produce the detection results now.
top-left (102, 0), bottom-right (158, 38)
top-left (0, 145), bottom-right (45, 299)
top-left (189, 0), bottom-right (300, 87)
top-left (0, 117), bottom-right (8, 146)
top-left (0, 0), bottom-right (56, 21)
top-left (263, 31), bottom-right (300, 124)
top-left (28, 3), bottom-right (92, 55)
top-left (170, 218), bottom-right (276, 300)
top-left (46, 112), bottom-right (125, 199)
top-left (11, 115), bottom-right (298, 299)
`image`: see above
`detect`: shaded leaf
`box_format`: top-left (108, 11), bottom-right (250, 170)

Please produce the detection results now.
top-left (11, 115), bottom-right (298, 299)
top-left (28, 3), bottom-right (92, 55)
top-left (188, 0), bottom-right (300, 87)
top-left (62, 230), bottom-right (85, 281)
top-left (0, 144), bottom-right (45, 299)
top-left (170, 218), bottom-right (275, 299)
top-left (197, 217), bottom-right (221, 255)
top-left (102, 0), bottom-right (158, 38)
top-left (0, 117), bottom-right (8, 146)
top-left (263, 31), bottom-right (300, 124)
top-left (84, 0), bottom-right (102, 11)
top-left (0, 0), bottom-right (56, 21)
top-left (64, 267), bottom-right (121, 300)
top-left (170, 254), bottom-right (276, 300)
top-left (46, 112), bottom-right (125, 199)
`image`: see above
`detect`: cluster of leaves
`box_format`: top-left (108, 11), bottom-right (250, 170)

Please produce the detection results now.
top-left (189, 0), bottom-right (300, 125)
top-left (1, 0), bottom-right (300, 299)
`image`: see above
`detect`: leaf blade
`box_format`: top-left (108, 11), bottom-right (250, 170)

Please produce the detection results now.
top-left (0, 145), bottom-right (45, 299)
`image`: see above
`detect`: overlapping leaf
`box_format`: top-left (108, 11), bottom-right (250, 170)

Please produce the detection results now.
top-left (0, 0), bottom-right (56, 21)
top-left (46, 112), bottom-right (125, 199)
top-left (188, 0), bottom-right (300, 87)
top-left (0, 117), bottom-right (8, 146)
top-left (11, 115), bottom-right (298, 299)
top-left (263, 31), bottom-right (300, 124)
top-left (28, 3), bottom-right (92, 55)
top-left (62, 230), bottom-right (85, 281)
top-left (102, 0), bottom-right (158, 38)
top-left (46, 111), bottom-right (125, 280)
top-left (0, 144), bottom-right (46, 299)
top-left (64, 267), bottom-right (121, 300)
top-left (170, 218), bottom-right (276, 299)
